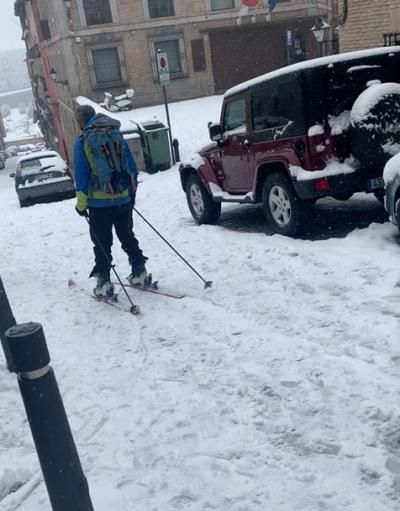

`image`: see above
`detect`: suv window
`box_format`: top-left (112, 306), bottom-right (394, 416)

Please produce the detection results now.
top-left (251, 80), bottom-right (302, 139)
top-left (223, 98), bottom-right (247, 134)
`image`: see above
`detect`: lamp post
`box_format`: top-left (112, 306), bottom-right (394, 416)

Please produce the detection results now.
top-left (311, 16), bottom-right (330, 57)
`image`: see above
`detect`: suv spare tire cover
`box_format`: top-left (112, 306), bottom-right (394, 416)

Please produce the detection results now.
top-left (349, 82), bottom-right (400, 169)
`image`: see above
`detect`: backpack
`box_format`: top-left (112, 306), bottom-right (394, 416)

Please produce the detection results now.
top-left (83, 114), bottom-right (129, 194)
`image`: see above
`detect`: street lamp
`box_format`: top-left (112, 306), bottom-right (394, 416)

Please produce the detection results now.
top-left (311, 16), bottom-right (330, 57)
top-left (50, 67), bottom-right (68, 86)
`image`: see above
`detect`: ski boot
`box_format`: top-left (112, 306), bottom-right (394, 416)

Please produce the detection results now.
top-left (93, 274), bottom-right (116, 300)
top-left (128, 265), bottom-right (153, 288)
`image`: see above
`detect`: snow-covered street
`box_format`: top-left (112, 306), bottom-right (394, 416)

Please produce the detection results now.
top-left (1, 95), bottom-right (400, 511)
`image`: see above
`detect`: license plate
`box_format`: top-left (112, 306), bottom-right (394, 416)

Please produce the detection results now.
top-left (367, 177), bottom-right (384, 191)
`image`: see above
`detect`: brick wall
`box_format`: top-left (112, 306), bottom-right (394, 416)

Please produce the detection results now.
top-left (338, 0), bottom-right (400, 51)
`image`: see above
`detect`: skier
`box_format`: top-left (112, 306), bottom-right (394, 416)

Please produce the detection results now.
top-left (73, 104), bottom-right (148, 298)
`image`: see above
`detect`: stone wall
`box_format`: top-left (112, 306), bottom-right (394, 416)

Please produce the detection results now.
top-left (338, 0), bottom-right (400, 51)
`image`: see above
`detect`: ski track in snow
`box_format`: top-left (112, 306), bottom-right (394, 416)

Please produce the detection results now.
top-left (1, 96), bottom-right (400, 510)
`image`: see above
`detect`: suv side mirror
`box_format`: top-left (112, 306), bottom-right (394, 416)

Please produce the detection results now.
top-left (208, 122), bottom-right (223, 143)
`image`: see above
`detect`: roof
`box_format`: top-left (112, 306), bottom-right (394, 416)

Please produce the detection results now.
top-left (17, 150), bottom-right (61, 163)
top-left (225, 46), bottom-right (400, 98)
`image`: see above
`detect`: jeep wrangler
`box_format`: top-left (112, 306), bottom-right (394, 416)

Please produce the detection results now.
top-left (179, 46), bottom-right (400, 236)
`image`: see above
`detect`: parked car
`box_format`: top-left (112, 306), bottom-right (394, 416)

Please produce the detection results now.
top-left (10, 150), bottom-right (75, 207)
top-left (383, 152), bottom-right (400, 230)
top-left (179, 47), bottom-right (400, 236)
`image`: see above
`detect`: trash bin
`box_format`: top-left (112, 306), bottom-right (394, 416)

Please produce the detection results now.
top-left (139, 120), bottom-right (171, 173)
top-left (122, 129), bottom-right (146, 173)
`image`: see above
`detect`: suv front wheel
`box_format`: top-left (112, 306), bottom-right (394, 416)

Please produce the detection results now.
top-left (263, 172), bottom-right (306, 236)
top-left (186, 174), bottom-right (221, 224)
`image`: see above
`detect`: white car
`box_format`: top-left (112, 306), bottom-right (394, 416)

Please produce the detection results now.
top-left (11, 150), bottom-right (75, 207)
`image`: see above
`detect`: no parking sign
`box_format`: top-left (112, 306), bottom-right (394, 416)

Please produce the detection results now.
top-left (156, 52), bottom-right (170, 86)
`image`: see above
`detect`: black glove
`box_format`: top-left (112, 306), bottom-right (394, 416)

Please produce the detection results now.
top-left (75, 206), bottom-right (88, 218)
top-left (130, 193), bottom-right (136, 208)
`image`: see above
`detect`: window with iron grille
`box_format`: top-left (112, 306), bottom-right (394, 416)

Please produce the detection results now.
top-left (210, 0), bottom-right (234, 10)
top-left (148, 0), bottom-right (175, 18)
top-left (149, 33), bottom-right (187, 79)
top-left (88, 42), bottom-right (127, 88)
top-left (384, 33), bottom-right (400, 46)
top-left (83, 0), bottom-right (113, 26)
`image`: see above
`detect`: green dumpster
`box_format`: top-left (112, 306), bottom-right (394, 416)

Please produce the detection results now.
top-left (139, 120), bottom-right (171, 173)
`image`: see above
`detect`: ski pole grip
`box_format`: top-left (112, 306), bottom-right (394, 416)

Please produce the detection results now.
top-left (5, 322), bottom-right (50, 375)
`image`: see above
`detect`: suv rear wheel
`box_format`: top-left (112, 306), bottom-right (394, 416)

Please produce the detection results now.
top-left (263, 172), bottom-right (305, 236)
top-left (186, 174), bottom-right (221, 224)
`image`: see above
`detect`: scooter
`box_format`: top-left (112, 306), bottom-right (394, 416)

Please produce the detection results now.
top-left (100, 88), bottom-right (135, 112)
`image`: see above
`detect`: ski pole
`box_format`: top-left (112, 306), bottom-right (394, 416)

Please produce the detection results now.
top-left (84, 216), bottom-right (140, 315)
top-left (133, 207), bottom-right (212, 289)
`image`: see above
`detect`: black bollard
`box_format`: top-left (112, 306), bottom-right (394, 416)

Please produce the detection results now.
top-left (0, 276), bottom-right (16, 372)
top-left (172, 138), bottom-right (180, 163)
top-left (5, 322), bottom-right (94, 511)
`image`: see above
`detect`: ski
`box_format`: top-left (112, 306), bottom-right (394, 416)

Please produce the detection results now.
top-left (68, 279), bottom-right (140, 315)
top-left (91, 294), bottom-right (140, 315)
top-left (113, 281), bottom-right (186, 299)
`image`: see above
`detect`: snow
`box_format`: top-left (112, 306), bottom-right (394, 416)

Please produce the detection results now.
top-left (181, 152), bottom-right (205, 169)
top-left (328, 110), bottom-right (351, 135)
top-left (3, 108), bottom-right (42, 143)
top-left (308, 124), bottom-right (324, 136)
top-left (1, 95), bottom-right (400, 511)
top-left (290, 158), bottom-right (357, 181)
top-left (208, 182), bottom-right (254, 202)
top-left (383, 152), bottom-right (400, 185)
top-left (17, 176), bottom-right (71, 189)
top-left (350, 82), bottom-right (400, 124)
top-left (346, 65), bottom-right (381, 73)
top-left (382, 142), bottom-right (400, 158)
top-left (225, 46), bottom-right (400, 98)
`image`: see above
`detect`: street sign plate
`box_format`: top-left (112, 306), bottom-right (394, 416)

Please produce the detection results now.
top-left (157, 52), bottom-right (170, 86)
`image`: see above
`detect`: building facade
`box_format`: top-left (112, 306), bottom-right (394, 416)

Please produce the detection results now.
top-left (15, 0), bottom-right (335, 160)
top-left (338, 0), bottom-right (400, 52)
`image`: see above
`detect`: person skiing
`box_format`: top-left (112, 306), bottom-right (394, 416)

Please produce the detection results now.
top-left (73, 104), bottom-right (148, 298)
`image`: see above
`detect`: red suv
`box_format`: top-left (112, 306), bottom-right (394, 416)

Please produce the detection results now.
top-left (179, 47), bottom-right (400, 236)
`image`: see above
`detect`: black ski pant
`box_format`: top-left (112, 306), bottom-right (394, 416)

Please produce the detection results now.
top-left (88, 203), bottom-right (146, 279)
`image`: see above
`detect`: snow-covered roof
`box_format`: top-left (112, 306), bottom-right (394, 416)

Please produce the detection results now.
top-left (17, 150), bottom-right (60, 163)
top-left (225, 46), bottom-right (400, 98)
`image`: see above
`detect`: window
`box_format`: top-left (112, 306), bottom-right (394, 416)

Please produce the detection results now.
top-left (88, 42), bottom-right (127, 88)
top-left (148, 0), bottom-right (175, 18)
top-left (223, 99), bottom-right (246, 133)
top-left (83, 0), bottom-right (113, 26)
top-left (251, 80), bottom-right (302, 139)
top-left (384, 33), bottom-right (400, 46)
top-left (149, 33), bottom-right (187, 79)
top-left (210, 0), bottom-right (234, 10)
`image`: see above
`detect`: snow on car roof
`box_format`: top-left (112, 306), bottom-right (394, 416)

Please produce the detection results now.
top-left (17, 150), bottom-right (61, 163)
top-left (225, 46), bottom-right (400, 98)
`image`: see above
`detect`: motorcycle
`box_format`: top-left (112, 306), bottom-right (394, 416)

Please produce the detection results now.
top-left (100, 88), bottom-right (135, 112)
